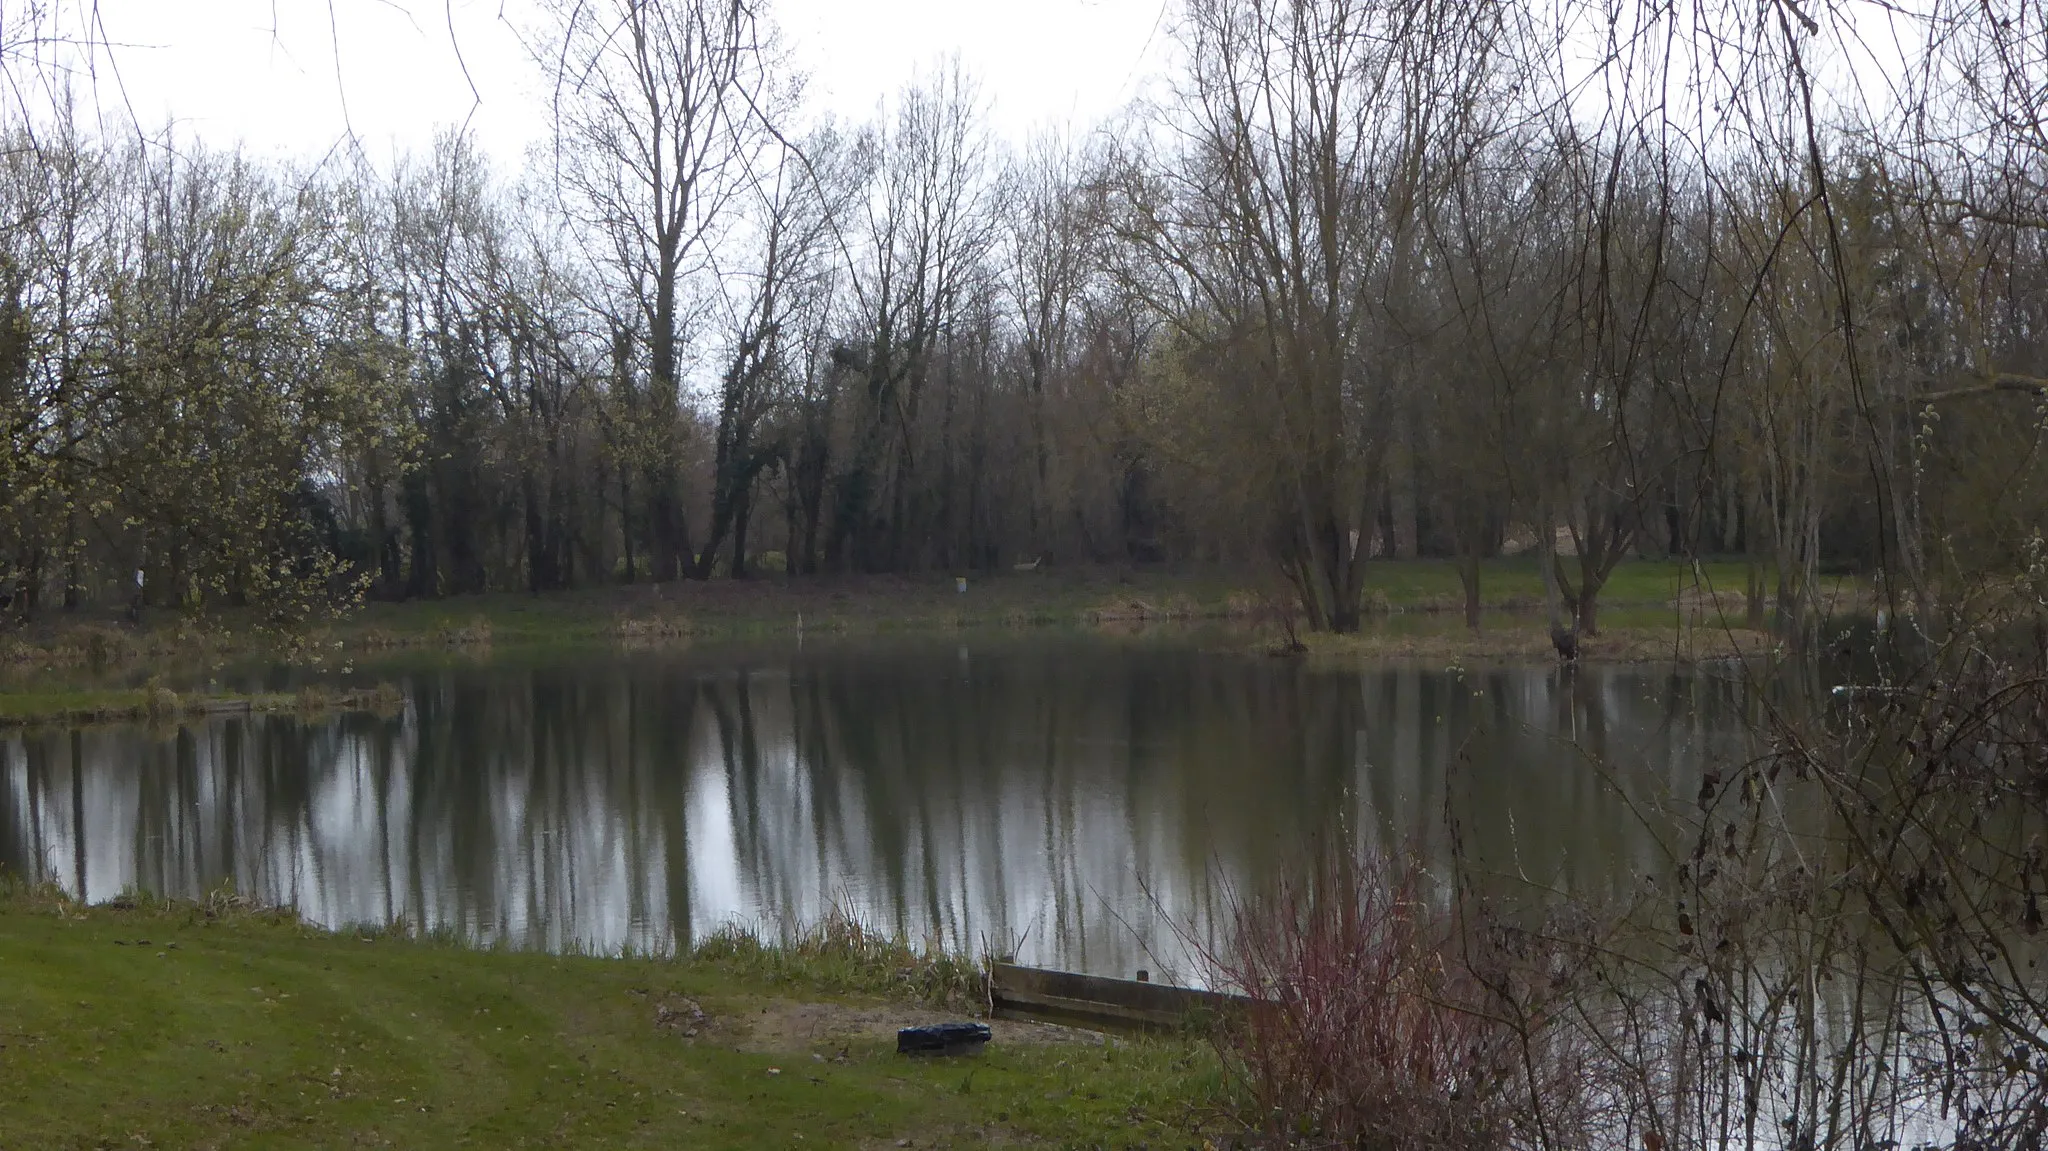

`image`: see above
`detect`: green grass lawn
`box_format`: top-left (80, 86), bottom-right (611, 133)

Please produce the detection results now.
top-left (1356, 556), bottom-right (1774, 608)
top-left (335, 566), bottom-right (1257, 646)
top-left (333, 557), bottom-right (1799, 643)
top-left (0, 880), bottom-right (1220, 1149)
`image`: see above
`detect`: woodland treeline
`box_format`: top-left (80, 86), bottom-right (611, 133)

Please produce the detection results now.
top-left (0, 0), bottom-right (2043, 637)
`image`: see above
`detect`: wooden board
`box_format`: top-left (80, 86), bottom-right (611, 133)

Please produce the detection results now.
top-left (988, 963), bottom-right (1246, 1034)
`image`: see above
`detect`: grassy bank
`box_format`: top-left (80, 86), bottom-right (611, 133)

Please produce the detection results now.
top-left (2, 558), bottom-right (1820, 663)
top-left (338, 557), bottom-right (1820, 645)
top-left (0, 560), bottom-right (1841, 719)
top-left (0, 683), bottom-right (406, 729)
top-left (1290, 616), bottom-right (1787, 665)
top-left (0, 877), bottom-right (1218, 1149)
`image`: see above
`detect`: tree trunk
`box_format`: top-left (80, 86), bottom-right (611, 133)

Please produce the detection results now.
top-left (62, 505), bottom-right (79, 611)
top-left (21, 548), bottom-right (43, 619)
top-left (523, 474), bottom-right (550, 593)
top-left (618, 469), bottom-right (636, 583)
top-left (1458, 543), bottom-right (1481, 632)
top-left (1452, 491), bottom-right (1486, 632)
top-left (1538, 502), bottom-right (1563, 633)
top-left (647, 462), bottom-right (695, 582)
top-left (404, 468), bottom-right (437, 599)
top-left (782, 473), bottom-right (798, 577)
top-left (729, 479), bottom-right (753, 579)
top-left (1390, 444), bottom-right (1419, 560)
top-left (1576, 570), bottom-right (1603, 635)
top-left (370, 471), bottom-right (400, 598)
top-left (1744, 491), bottom-right (1767, 630)
top-left (1330, 601), bottom-right (1361, 633)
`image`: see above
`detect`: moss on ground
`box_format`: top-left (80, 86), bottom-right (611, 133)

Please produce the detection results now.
top-left (0, 878), bottom-right (1221, 1149)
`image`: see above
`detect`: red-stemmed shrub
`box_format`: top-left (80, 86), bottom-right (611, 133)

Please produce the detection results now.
top-left (1201, 851), bottom-right (1577, 1149)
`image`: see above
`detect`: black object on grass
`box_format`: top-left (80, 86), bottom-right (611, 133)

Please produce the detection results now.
top-left (896, 1022), bottom-right (992, 1055)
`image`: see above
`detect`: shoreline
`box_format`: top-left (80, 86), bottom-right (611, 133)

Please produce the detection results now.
top-left (0, 618), bottom-right (1784, 727)
top-left (0, 561), bottom-right (1840, 722)
top-left (0, 683), bottom-right (407, 729)
top-left (1287, 619), bottom-right (1785, 665)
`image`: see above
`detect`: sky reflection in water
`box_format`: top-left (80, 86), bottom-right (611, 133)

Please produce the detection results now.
top-left (1, 635), bottom-right (1749, 978)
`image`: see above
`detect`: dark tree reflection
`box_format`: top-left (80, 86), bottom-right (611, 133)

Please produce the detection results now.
top-left (1, 637), bottom-right (1746, 976)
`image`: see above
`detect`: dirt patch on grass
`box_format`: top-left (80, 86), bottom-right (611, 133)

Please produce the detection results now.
top-left (708, 998), bottom-right (1107, 1055)
top-left (859, 1129), bottom-right (1043, 1150)
top-left (652, 995), bottom-right (711, 1037)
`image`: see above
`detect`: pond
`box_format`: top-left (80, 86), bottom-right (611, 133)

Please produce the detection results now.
top-left (0, 632), bottom-right (1758, 979)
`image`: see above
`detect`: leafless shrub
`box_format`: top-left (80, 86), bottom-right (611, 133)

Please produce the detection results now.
top-left (1479, 622), bottom-right (2048, 1151)
top-left (1202, 851), bottom-right (1589, 1149)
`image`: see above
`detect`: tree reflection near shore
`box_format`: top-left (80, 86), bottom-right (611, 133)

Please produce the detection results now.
top-left (0, 636), bottom-right (1747, 978)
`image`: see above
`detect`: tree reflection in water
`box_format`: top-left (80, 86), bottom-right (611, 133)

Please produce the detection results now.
top-left (0, 635), bottom-right (1750, 978)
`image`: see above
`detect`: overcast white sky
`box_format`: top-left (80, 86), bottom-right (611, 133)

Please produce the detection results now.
top-left (65, 0), bottom-right (1174, 166)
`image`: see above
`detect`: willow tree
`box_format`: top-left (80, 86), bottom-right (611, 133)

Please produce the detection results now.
top-left (1111, 0), bottom-right (1514, 631)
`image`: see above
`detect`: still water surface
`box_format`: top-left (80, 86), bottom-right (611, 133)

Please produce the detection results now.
top-left (1, 634), bottom-right (1752, 978)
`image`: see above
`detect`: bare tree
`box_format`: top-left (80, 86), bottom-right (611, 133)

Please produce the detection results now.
top-left (533, 0), bottom-right (786, 581)
top-left (828, 62), bottom-right (997, 572)
top-left (999, 129), bottom-right (1090, 559)
top-left (696, 134), bottom-right (847, 578)
top-left (1110, 0), bottom-right (1513, 631)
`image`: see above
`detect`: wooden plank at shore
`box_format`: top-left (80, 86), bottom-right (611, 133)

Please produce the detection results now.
top-left (992, 988), bottom-right (1198, 1032)
top-left (989, 963), bottom-right (1246, 1033)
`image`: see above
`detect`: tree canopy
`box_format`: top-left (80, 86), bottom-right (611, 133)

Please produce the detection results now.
top-left (0, 0), bottom-right (2041, 641)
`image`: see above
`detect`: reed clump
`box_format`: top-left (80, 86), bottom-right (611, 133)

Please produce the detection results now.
top-left (435, 616), bottom-right (493, 647)
top-left (613, 614), bottom-right (694, 643)
top-left (142, 683), bottom-right (180, 719)
top-left (690, 908), bottom-right (986, 1012)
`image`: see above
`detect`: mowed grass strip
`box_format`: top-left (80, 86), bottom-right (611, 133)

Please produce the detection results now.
top-left (0, 882), bottom-right (1219, 1149)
